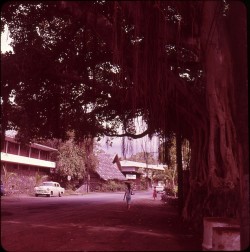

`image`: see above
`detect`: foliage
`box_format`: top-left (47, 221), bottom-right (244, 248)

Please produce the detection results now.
top-left (1, 1), bottom-right (140, 143)
top-left (139, 177), bottom-right (149, 190)
top-left (158, 132), bottom-right (176, 166)
top-left (47, 133), bottom-right (98, 189)
top-left (152, 171), bottom-right (167, 182)
top-left (56, 139), bottom-right (86, 179)
top-left (99, 180), bottom-right (125, 192)
top-left (158, 135), bottom-right (177, 193)
top-left (35, 172), bottom-right (48, 186)
top-left (128, 152), bottom-right (158, 164)
top-left (2, 165), bottom-right (17, 185)
top-left (0, 1), bottom-right (206, 143)
top-left (158, 134), bottom-right (191, 196)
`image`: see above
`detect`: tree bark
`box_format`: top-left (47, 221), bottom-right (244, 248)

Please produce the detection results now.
top-left (176, 129), bottom-right (183, 215)
top-left (182, 1), bottom-right (248, 243)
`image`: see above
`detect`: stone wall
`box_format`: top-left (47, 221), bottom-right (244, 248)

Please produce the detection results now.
top-left (1, 165), bottom-right (50, 196)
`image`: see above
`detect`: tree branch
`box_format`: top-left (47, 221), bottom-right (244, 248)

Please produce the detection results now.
top-left (104, 128), bottom-right (149, 139)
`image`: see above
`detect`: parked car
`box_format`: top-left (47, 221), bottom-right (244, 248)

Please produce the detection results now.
top-left (1, 180), bottom-right (6, 196)
top-left (155, 185), bottom-right (164, 193)
top-left (34, 181), bottom-right (65, 197)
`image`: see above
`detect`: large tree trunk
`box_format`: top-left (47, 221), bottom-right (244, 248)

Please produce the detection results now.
top-left (227, 2), bottom-right (248, 249)
top-left (182, 2), bottom-right (248, 248)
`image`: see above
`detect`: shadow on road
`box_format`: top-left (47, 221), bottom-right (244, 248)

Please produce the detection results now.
top-left (1, 191), bottom-right (202, 251)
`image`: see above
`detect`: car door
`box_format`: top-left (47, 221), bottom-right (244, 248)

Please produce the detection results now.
top-left (52, 183), bottom-right (56, 195)
top-left (58, 183), bottom-right (62, 193)
top-left (55, 183), bottom-right (59, 195)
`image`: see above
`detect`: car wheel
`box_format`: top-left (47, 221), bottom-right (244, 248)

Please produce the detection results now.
top-left (58, 192), bottom-right (62, 197)
top-left (35, 194), bottom-right (39, 197)
top-left (47, 193), bottom-right (50, 197)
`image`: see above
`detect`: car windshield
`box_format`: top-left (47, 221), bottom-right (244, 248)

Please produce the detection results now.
top-left (42, 182), bottom-right (54, 186)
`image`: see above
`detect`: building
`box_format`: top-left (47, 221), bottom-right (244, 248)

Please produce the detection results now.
top-left (1, 134), bottom-right (165, 194)
top-left (76, 152), bottom-right (126, 193)
top-left (1, 135), bottom-right (57, 195)
top-left (114, 157), bottom-right (166, 190)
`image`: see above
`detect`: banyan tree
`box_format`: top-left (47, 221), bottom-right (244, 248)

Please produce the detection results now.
top-left (1, 1), bottom-right (248, 248)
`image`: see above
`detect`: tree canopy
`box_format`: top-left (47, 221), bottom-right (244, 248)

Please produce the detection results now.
top-left (1, 1), bottom-right (248, 241)
top-left (1, 1), bottom-right (208, 142)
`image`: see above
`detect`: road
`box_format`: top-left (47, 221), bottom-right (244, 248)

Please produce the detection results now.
top-left (1, 190), bottom-right (202, 251)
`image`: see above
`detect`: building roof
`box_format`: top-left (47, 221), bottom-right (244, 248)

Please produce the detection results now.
top-left (95, 153), bottom-right (126, 181)
top-left (4, 136), bottom-right (57, 152)
top-left (120, 160), bottom-right (165, 171)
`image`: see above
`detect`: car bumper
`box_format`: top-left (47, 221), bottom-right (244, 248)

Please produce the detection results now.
top-left (35, 191), bottom-right (50, 195)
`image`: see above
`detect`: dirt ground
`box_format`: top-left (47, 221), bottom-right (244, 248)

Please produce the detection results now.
top-left (1, 191), bottom-right (203, 251)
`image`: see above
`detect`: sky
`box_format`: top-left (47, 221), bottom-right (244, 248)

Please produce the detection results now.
top-left (97, 116), bottom-right (161, 159)
top-left (98, 134), bottom-right (160, 159)
top-left (1, 25), bottom-right (13, 53)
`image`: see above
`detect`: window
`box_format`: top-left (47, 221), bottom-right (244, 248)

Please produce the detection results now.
top-left (30, 148), bottom-right (39, 159)
top-left (40, 150), bottom-right (49, 160)
top-left (7, 142), bottom-right (19, 155)
top-left (1, 141), bottom-right (6, 152)
top-left (19, 145), bottom-right (30, 157)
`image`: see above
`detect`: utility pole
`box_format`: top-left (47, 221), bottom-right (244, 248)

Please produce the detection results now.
top-left (86, 164), bottom-right (89, 193)
top-left (86, 158), bottom-right (90, 193)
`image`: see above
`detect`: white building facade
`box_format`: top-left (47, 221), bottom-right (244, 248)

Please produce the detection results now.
top-left (118, 160), bottom-right (166, 190)
top-left (1, 136), bottom-right (57, 195)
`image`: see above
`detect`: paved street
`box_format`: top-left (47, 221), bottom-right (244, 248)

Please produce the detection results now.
top-left (1, 190), bottom-right (202, 251)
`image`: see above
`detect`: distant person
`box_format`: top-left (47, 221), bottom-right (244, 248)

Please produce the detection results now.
top-left (123, 182), bottom-right (132, 210)
top-left (153, 186), bottom-right (157, 200)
